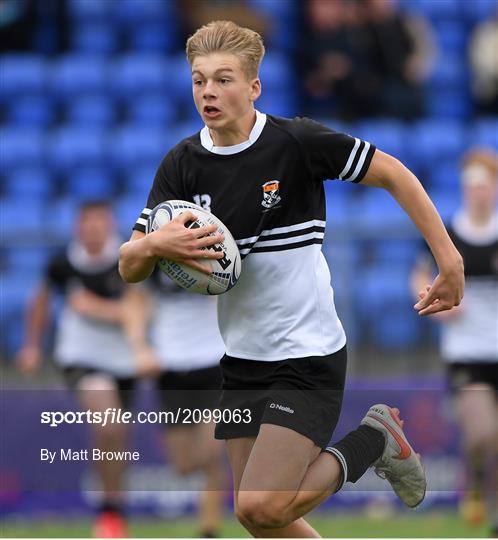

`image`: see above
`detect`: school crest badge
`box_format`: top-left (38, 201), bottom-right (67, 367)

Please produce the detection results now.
top-left (261, 180), bottom-right (281, 209)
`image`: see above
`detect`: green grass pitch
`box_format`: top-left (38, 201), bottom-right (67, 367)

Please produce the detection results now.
top-left (0, 511), bottom-right (488, 538)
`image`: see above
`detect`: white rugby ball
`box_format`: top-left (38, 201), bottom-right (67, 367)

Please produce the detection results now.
top-left (146, 200), bottom-right (241, 295)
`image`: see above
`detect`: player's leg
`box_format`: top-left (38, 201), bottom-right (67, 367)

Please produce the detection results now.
top-left (197, 421), bottom-right (226, 537)
top-left (455, 381), bottom-right (497, 526)
top-left (227, 437), bottom-right (321, 538)
top-left (72, 370), bottom-right (132, 538)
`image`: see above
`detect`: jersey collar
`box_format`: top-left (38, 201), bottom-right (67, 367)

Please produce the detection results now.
top-left (200, 110), bottom-right (267, 155)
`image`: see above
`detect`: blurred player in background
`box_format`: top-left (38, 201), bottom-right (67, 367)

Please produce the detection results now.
top-left (412, 148), bottom-right (498, 536)
top-left (119, 20), bottom-right (464, 538)
top-left (124, 269), bottom-right (227, 538)
top-left (17, 201), bottom-right (137, 538)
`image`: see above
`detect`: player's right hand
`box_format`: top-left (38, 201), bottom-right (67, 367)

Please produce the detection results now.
top-left (16, 346), bottom-right (42, 373)
top-left (147, 211), bottom-right (225, 274)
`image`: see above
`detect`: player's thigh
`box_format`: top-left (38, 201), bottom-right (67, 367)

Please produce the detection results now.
top-left (455, 383), bottom-right (497, 444)
top-left (239, 424), bottom-right (321, 494)
top-left (74, 371), bottom-right (123, 412)
top-left (226, 437), bottom-right (256, 493)
top-left (197, 421), bottom-right (225, 463)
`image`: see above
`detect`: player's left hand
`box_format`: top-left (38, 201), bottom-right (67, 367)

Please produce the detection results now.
top-left (413, 261), bottom-right (464, 316)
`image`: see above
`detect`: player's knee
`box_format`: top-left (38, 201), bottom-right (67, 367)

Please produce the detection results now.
top-left (236, 491), bottom-right (288, 529)
top-left (468, 428), bottom-right (496, 454)
top-left (174, 459), bottom-right (197, 477)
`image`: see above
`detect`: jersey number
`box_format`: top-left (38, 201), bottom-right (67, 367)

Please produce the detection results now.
top-left (193, 194), bottom-right (212, 212)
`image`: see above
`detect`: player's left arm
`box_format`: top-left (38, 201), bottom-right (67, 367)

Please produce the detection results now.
top-left (362, 150), bottom-right (464, 316)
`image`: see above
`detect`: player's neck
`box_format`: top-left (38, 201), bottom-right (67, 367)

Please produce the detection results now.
top-left (466, 206), bottom-right (495, 226)
top-left (209, 109), bottom-right (257, 147)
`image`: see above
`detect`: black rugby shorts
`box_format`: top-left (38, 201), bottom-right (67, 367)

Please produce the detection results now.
top-left (215, 346), bottom-right (347, 448)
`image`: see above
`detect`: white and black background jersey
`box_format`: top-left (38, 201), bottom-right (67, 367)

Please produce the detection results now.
top-left (135, 112), bottom-right (376, 361)
top-left (147, 269), bottom-right (225, 371)
top-left (439, 211), bottom-right (498, 363)
top-left (46, 237), bottom-right (136, 376)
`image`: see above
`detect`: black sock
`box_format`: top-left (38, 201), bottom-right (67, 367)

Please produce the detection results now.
top-left (99, 501), bottom-right (123, 515)
top-left (200, 530), bottom-right (218, 538)
top-left (325, 425), bottom-right (385, 489)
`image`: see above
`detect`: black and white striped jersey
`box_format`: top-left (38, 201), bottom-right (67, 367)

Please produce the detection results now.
top-left (440, 211), bottom-right (498, 363)
top-left (134, 112), bottom-right (376, 361)
top-left (46, 238), bottom-right (136, 376)
top-left (146, 269), bottom-right (224, 371)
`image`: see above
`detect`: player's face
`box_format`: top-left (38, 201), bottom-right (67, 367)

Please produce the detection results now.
top-left (462, 171), bottom-right (497, 215)
top-left (77, 207), bottom-right (114, 254)
top-left (191, 53), bottom-right (261, 133)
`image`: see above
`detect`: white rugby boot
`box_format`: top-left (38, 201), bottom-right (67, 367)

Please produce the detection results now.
top-left (361, 404), bottom-right (426, 508)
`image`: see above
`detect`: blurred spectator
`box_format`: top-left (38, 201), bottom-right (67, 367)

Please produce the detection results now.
top-left (178, 0), bottom-right (269, 41)
top-left (469, 9), bottom-right (498, 115)
top-left (411, 148), bottom-right (498, 536)
top-left (0, 0), bottom-right (37, 51)
top-left (365, 0), bottom-right (435, 120)
top-left (300, 0), bottom-right (376, 120)
top-left (300, 0), bottom-right (435, 121)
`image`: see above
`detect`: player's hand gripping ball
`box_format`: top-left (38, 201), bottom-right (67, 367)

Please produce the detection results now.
top-left (146, 200), bottom-right (241, 295)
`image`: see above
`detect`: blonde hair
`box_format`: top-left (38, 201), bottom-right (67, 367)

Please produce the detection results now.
top-left (186, 20), bottom-right (265, 79)
top-left (461, 147), bottom-right (498, 180)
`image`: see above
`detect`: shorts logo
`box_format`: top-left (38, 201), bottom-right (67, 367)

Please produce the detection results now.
top-left (269, 403), bottom-right (294, 414)
top-left (261, 180), bottom-right (281, 209)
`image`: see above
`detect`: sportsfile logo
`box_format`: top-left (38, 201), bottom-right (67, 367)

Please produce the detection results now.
top-left (269, 403), bottom-right (294, 414)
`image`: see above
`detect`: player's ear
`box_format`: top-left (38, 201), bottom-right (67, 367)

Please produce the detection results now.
top-left (249, 78), bottom-right (261, 102)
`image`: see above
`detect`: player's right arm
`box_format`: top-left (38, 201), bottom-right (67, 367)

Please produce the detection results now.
top-left (17, 283), bottom-right (51, 373)
top-left (119, 211), bottom-right (224, 283)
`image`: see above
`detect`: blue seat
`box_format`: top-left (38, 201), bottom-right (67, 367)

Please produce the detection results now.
top-left (0, 55), bottom-right (46, 98)
top-left (0, 128), bottom-right (45, 170)
top-left (415, 0), bottom-right (461, 20)
top-left (3, 168), bottom-right (55, 199)
top-left (163, 54), bottom-right (193, 107)
top-left (67, 0), bottom-right (112, 20)
top-left (428, 54), bottom-right (467, 90)
top-left (115, 0), bottom-right (174, 24)
top-left (124, 166), bottom-right (157, 201)
top-left (5, 96), bottom-right (56, 127)
top-left (4, 246), bottom-right (52, 275)
top-left (436, 21), bottom-right (467, 54)
top-left (65, 167), bottom-right (116, 201)
top-left (356, 190), bottom-right (412, 230)
top-left (0, 270), bottom-right (40, 357)
top-left (411, 120), bottom-right (465, 165)
top-left (111, 126), bottom-right (169, 170)
top-left (66, 95), bottom-right (117, 127)
top-left (49, 127), bottom-right (107, 171)
top-left (45, 197), bottom-right (79, 237)
top-left (127, 93), bottom-right (178, 125)
top-left (356, 265), bottom-right (420, 349)
top-left (128, 21), bottom-right (178, 53)
top-left (259, 53), bottom-right (294, 92)
top-left (427, 89), bottom-right (471, 120)
top-left (428, 161), bottom-right (460, 191)
top-left (114, 196), bottom-right (143, 235)
top-left (354, 120), bottom-right (407, 162)
top-left (112, 54), bottom-right (169, 98)
top-left (70, 22), bottom-right (119, 54)
top-left (374, 239), bottom-right (419, 268)
top-left (428, 189), bottom-right (461, 223)
top-left (0, 198), bottom-right (46, 236)
top-left (469, 119), bottom-right (498, 149)
top-left (256, 91), bottom-right (297, 117)
top-left (50, 55), bottom-right (108, 98)
top-left (461, 0), bottom-right (497, 22)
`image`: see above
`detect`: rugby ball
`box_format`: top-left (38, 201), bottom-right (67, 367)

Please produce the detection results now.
top-left (146, 200), bottom-right (241, 295)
